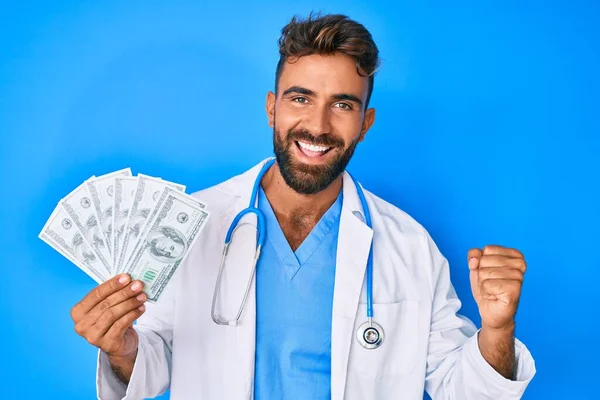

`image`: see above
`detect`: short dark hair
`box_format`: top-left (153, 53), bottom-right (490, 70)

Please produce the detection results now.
top-left (275, 12), bottom-right (380, 109)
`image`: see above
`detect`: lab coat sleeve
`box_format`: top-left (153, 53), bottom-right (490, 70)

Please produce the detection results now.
top-left (95, 280), bottom-right (176, 400)
top-left (422, 231), bottom-right (536, 399)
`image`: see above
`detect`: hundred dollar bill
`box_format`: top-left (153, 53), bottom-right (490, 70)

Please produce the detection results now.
top-left (39, 205), bottom-right (91, 278)
top-left (61, 179), bottom-right (112, 273)
top-left (116, 174), bottom-right (186, 274)
top-left (112, 176), bottom-right (138, 272)
top-left (86, 168), bottom-right (132, 258)
top-left (39, 204), bottom-right (109, 283)
top-left (124, 189), bottom-right (210, 302)
top-left (123, 185), bottom-right (207, 271)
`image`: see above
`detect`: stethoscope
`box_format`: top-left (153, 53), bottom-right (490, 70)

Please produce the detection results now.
top-left (211, 159), bottom-right (384, 350)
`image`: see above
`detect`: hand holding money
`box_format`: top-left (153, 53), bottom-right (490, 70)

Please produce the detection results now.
top-left (71, 274), bottom-right (146, 355)
top-left (39, 168), bottom-right (210, 303)
top-left (70, 274), bottom-right (147, 384)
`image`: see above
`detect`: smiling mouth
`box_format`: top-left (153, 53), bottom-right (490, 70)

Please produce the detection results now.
top-left (295, 140), bottom-right (334, 158)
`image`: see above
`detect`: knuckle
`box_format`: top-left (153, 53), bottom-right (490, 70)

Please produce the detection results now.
top-left (104, 309), bottom-right (115, 322)
top-left (86, 331), bottom-right (101, 346)
top-left (128, 298), bottom-right (139, 309)
top-left (98, 309), bottom-right (115, 325)
top-left (513, 269), bottom-right (524, 280)
top-left (491, 254), bottom-right (503, 264)
top-left (500, 267), bottom-right (513, 278)
top-left (92, 287), bottom-right (104, 302)
top-left (70, 305), bottom-right (80, 322)
top-left (99, 300), bottom-right (111, 311)
top-left (479, 268), bottom-right (496, 280)
top-left (489, 268), bottom-right (501, 279)
top-left (109, 278), bottom-right (119, 291)
top-left (113, 317), bottom-right (128, 331)
top-left (482, 245), bottom-right (495, 255)
top-left (74, 323), bottom-right (85, 336)
top-left (518, 259), bottom-right (527, 271)
top-left (121, 287), bottom-right (133, 300)
top-left (477, 256), bottom-right (487, 266)
top-left (479, 255), bottom-right (491, 267)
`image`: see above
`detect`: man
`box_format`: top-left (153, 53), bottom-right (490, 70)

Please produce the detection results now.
top-left (70, 13), bottom-right (536, 399)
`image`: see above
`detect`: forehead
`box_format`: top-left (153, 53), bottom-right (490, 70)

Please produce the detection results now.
top-left (278, 53), bottom-right (369, 100)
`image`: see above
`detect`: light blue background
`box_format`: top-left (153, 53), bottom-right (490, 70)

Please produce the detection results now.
top-left (1, 1), bottom-right (598, 399)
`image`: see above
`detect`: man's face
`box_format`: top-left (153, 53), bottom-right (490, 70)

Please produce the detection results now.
top-left (267, 53), bottom-right (375, 194)
top-left (153, 236), bottom-right (185, 259)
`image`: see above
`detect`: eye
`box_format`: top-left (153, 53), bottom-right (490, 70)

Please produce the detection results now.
top-left (335, 102), bottom-right (352, 110)
top-left (292, 97), bottom-right (309, 104)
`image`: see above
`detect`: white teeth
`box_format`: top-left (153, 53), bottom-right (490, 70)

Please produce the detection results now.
top-left (298, 141), bottom-right (329, 152)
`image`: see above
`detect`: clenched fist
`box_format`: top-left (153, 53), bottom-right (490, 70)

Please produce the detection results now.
top-left (468, 245), bottom-right (526, 330)
top-left (70, 274), bottom-right (147, 361)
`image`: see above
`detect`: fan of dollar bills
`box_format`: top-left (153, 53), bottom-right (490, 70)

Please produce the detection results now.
top-left (39, 168), bottom-right (210, 302)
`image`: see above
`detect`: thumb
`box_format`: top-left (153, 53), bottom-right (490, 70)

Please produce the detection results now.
top-left (468, 248), bottom-right (483, 303)
top-left (467, 248), bottom-right (482, 270)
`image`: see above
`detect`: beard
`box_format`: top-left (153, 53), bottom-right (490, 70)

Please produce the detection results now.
top-left (273, 126), bottom-right (360, 195)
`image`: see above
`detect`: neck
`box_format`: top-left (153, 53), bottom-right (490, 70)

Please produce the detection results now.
top-left (260, 162), bottom-right (342, 219)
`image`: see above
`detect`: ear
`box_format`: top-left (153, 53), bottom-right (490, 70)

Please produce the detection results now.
top-left (358, 107), bottom-right (376, 142)
top-left (266, 91), bottom-right (276, 128)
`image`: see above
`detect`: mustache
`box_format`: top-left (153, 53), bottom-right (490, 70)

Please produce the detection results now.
top-left (286, 129), bottom-right (345, 148)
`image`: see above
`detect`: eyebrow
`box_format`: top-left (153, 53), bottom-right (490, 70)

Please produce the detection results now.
top-left (332, 93), bottom-right (363, 108)
top-left (281, 85), bottom-right (364, 108)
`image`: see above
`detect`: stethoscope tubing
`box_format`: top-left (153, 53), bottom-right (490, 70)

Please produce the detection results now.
top-left (212, 158), bottom-right (380, 348)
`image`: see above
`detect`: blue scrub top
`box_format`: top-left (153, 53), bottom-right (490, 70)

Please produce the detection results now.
top-left (254, 187), bottom-right (343, 399)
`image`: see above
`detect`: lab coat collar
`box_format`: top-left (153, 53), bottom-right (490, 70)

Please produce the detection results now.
top-left (218, 157), bottom-right (371, 219)
top-left (218, 158), bottom-right (373, 400)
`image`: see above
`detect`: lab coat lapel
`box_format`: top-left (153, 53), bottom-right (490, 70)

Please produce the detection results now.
top-left (215, 159), bottom-right (274, 399)
top-left (217, 162), bottom-right (372, 400)
top-left (331, 172), bottom-right (373, 400)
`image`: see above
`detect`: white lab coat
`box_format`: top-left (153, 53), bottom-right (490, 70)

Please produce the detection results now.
top-left (96, 158), bottom-right (536, 399)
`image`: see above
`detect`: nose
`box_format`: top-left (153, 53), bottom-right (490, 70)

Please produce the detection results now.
top-left (304, 105), bottom-right (331, 136)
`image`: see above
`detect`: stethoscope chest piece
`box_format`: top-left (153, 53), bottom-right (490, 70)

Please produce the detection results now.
top-left (356, 320), bottom-right (385, 350)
